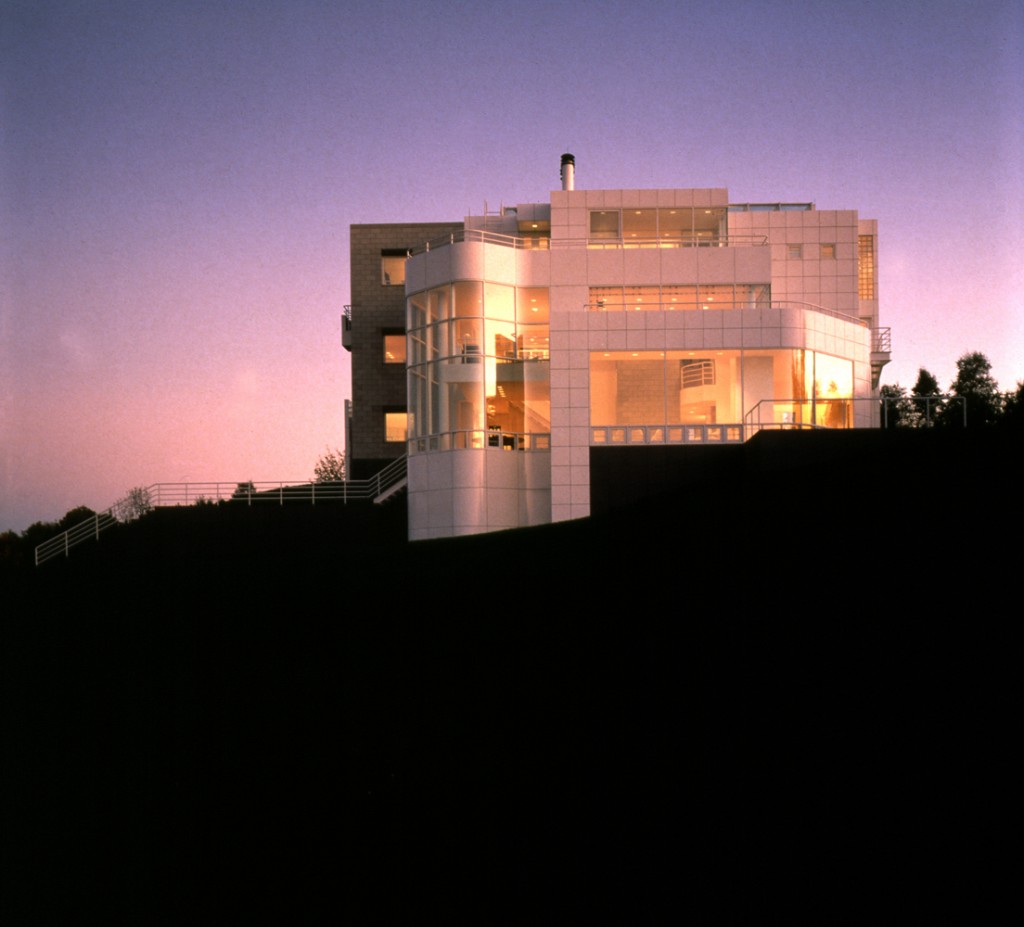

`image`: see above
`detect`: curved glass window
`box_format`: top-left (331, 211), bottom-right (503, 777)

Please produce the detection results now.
top-left (408, 284), bottom-right (550, 450)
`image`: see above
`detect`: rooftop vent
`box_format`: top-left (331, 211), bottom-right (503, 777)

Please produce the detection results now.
top-left (560, 152), bottom-right (575, 191)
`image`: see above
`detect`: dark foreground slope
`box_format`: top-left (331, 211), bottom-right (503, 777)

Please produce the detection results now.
top-left (4, 429), bottom-right (1020, 919)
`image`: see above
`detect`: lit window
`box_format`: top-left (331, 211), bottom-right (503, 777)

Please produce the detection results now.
top-left (787, 243), bottom-right (803, 259)
top-left (589, 210), bottom-right (620, 240)
top-left (381, 250), bottom-right (406, 286)
top-left (383, 332), bottom-right (406, 364)
top-left (820, 243), bottom-right (836, 259)
top-left (858, 235), bottom-right (876, 299)
top-left (385, 411), bottom-right (408, 443)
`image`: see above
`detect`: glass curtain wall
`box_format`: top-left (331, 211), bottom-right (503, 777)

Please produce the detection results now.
top-left (408, 285), bottom-right (550, 450)
top-left (589, 284), bottom-right (770, 311)
top-left (590, 349), bottom-right (853, 428)
top-left (589, 208), bottom-right (727, 246)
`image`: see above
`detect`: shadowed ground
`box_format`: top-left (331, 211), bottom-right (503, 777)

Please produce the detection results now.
top-left (4, 429), bottom-right (1019, 919)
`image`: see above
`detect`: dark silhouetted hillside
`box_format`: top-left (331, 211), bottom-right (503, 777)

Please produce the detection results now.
top-left (4, 428), bottom-right (1019, 919)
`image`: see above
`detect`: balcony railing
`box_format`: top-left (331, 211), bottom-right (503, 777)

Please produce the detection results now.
top-left (587, 398), bottom-right (885, 448)
top-left (407, 229), bottom-right (769, 255)
top-left (407, 229), bottom-right (549, 255)
top-left (408, 431), bottom-right (551, 454)
top-left (584, 298), bottom-right (870, 327)
top-left (591, 424), bottom-right (745, 445)
top-left (583, 234), bottom-right (767, 249)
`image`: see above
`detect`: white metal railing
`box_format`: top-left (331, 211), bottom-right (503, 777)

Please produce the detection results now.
top-left (408, 431), bottom-right (551, 454)
top-left (35, 457), bottom-right (409, 566)
top-left (584, 298), bottom-right (870, 328)
top-left (33, 511), bottom-right (121, 565)
top-left (408, 228), bottom-right (549, 255)
top-left (590, 424), bottom-right (745, 445)
top-left (581, 234), bottom-right (767, 249)
top-left (743, 397), bottom-right (889, 433)
top-left (407, 229), bottom-right (770, 256)
top-left (590, 397), bottom-right (886, 447)
top-left (878, 394), bottom-right (966, 429)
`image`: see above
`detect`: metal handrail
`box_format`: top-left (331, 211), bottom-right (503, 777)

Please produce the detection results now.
top-left (743, 397), bottom-right (882, 432)
top-left (407, 431), bottom-right (551, 453)
top-left (578, 234), bottom-right (768, 248)
top-left (584, 298), bottom-right (871, 328)
top-left (407, 228), bottom-right (545, 255)
top-left (35, 457), bottom-right (409, 566)
top-left (407, 229), bottom-right (769, 256)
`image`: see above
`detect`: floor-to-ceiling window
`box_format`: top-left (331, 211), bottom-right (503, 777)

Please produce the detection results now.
top-left (408, 284), bottom-right (550, 451)
top-left (590, 349), bottom-right (853, 435)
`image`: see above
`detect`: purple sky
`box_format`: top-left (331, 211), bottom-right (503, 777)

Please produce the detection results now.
top-left (3, 0), bottom-right (1022, 533)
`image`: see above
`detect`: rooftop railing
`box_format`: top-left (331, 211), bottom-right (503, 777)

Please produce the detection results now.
top-left (406, 229), bottom-right (769, 255)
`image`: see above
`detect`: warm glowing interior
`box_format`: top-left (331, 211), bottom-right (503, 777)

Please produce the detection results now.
top-left (589, 349), bottom-right (853, 428)
top-left (408, 285), bottom-right (550, 447)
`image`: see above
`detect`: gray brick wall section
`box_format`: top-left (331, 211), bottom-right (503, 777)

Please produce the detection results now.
top-left (348, 222), bottom-right (462, 473)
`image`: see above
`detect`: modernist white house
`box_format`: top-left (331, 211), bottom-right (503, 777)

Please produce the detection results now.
top-left (345, 155), bottom-right (889, 540)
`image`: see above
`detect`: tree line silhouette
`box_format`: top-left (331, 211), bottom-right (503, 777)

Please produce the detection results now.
top-left (881, 351), bottom-right (1023, 429)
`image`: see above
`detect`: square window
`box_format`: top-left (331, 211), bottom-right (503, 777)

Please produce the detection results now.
top-left (381, 251), bottom-right (406, 286)
top-left (590, 210), bottom-right (620, 240)
top-left (787, 243), bottom-right (803, 259)
top-left (820, 243), bottom-right (836, 259)
top-left (383, 332), bottom-right (406, 364)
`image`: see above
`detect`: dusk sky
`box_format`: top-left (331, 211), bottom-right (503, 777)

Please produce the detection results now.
top-left (3, 0), bottom-right (1022, 533)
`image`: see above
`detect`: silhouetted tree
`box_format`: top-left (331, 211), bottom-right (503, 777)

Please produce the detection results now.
top-left (58, 506), bottom-right (97, 530)
top-left (0, 530), bottom-right (26, 572)
top-left (911, 368), bottom-right (943, 427)
top-left (940, 352), bottom-right (1002, 428)
top-left (880, 384), bottom-right (915, 428)
top-left (1000, 380), bottom-right (1024, 430)
top-left (313, 447), bottom-right (346, 482)
top-left (113, 487), bottom-right (153, 522)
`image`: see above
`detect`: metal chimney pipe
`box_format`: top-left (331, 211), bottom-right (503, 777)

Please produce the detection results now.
top-left (560, 152), bottom-right (575, 191)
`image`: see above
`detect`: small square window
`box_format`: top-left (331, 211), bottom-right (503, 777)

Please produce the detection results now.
top-left (820, 243), bottom-right (836, 259)
top-left (381, 251), bottom-right (406, 286)
top-left (787, 243), bottom-right (803, 259)
top-left (590, 210), bottom-right (620, 240)
top-left (383, 332), bottom-right (406, 364)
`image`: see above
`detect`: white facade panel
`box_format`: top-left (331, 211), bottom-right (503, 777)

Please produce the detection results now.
top-left (387, 179), bottom-right (882, 539)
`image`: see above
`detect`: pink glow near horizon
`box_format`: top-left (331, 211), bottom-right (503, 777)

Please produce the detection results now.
top-left (3, 0), bottom-right (1022, 532)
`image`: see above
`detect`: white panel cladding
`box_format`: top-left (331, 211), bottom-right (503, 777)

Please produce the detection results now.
top-left (402, 185), bottom-right (878, 539)
top-left (407, 447), bottom-right (552, 539)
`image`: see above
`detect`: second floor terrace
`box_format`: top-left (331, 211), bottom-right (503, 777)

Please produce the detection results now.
top-left (405, 226), bottom-right (770, 256)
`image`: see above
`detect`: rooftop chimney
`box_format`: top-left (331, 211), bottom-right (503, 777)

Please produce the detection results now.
top-left (560, 152), bottom-right (575, 191)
